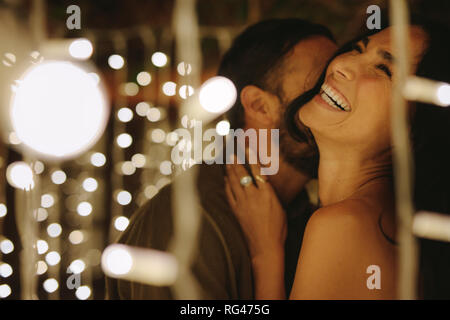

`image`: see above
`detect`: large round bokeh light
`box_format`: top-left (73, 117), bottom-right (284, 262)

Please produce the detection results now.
top-left (10, 61), bottom-right (108, 159)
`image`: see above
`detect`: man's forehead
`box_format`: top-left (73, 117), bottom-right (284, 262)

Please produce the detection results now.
top-left (291, 36), bottom-right (337, 55)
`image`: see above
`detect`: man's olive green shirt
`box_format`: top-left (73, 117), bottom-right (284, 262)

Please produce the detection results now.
top-left (105, 163), bottom-right (313, 299)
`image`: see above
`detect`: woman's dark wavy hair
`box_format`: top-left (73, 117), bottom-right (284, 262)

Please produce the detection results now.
top-left (285, 16), bottom-right (450, 298)
top-left (284, 28), bottom-right (385, 177)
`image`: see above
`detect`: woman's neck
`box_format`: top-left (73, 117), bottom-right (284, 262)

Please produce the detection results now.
top-left (317, 143), bottom-right (393, 207)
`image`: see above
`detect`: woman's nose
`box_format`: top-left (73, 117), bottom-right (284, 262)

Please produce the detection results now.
top-left (330, 59), bottom-right (356, 81)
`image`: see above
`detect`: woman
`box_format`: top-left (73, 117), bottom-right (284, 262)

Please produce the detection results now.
top-left (225, 20), bottom-right (450, 299)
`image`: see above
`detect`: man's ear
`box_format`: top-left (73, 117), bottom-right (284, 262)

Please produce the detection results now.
top-left (240, 85), bottom-right (280, 127)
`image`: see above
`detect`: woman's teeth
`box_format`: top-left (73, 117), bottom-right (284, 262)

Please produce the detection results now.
top-left (321, 83), bottom-right (350, 111)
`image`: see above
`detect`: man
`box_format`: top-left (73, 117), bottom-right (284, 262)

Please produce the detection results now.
top-left (106, 19), bottom-right (337, 299)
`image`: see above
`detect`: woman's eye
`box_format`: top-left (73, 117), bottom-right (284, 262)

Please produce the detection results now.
top-left (376, 64), bottom-right (392, 78)
top-left (351, 43), bottom-right (363, 53)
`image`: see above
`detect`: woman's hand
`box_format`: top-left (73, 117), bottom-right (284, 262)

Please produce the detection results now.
top-left (225, 156), bottom-right (287, 259)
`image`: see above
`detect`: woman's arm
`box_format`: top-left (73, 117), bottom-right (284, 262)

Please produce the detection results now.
top-left (225, 160), bottom-right (287, 299)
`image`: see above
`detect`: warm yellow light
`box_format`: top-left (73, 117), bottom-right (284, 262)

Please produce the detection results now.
top-left (11, 61), bottom-right (108, 159)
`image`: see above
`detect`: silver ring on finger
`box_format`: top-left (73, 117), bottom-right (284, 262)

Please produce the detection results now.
top-left (240, 175), bottom-right (253, 187)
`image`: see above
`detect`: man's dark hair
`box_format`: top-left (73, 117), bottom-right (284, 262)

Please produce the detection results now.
top-left (217, 18), bottom-right (335, 130)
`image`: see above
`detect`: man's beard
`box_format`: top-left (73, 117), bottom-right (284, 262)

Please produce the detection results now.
top-left (278, 107), bottom-right (319, 177)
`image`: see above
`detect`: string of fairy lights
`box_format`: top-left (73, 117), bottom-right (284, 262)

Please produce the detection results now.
top-left (0, 15), bottom-right (238, 299)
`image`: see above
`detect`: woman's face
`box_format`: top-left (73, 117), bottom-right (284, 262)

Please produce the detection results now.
top-left (299, 26), bottom-right (428, 157)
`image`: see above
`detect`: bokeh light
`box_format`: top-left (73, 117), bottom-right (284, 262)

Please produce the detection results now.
top-left (43, 278), bottom-right (59, 293)
top-left (179, 85), bottom-right (194, 99)
top-left (45, 251), bottom-right (61, 266)
top-left (11, 61), bottom-right (108, 159)
top-left (136, 71), bottom-right (152, 86)
top-left (51, 170), bottom-right (67, 185)
top-left (162, 81), bottom-right (176, 96)
top-left (6, 162), bottom-right (34, 190)
top-left (102, 245), bottom-right (133, 275)
top-left (116, 190), bottom-right (132, 205)
top-left (69, 230), bottom-right (84, 245)
top-left (76, 286), bottom-right (91, 300)
top-left (47, 223), bottom-right (62, 238)
top-left (82, 178), bottom-right (98, 192)
top-left (136, 102), bottom-right (151, 117)
top-left (108, 54), bottom-right (125, 70)
top-left (199, 76), bottom-right (237, 113)
top-left (216, 120), bottom-right (230, 136)
top-left (90, 152), bottom-right (106, 167)
top-left (117, 107), bottom-right (134, 123)
top-left (0, 239), bottom-right (14, 254)
top-left (151, 52), bottom-right (168, 67)
top-left (114, 216), bottom-right (130, 231)
top-left (77, 201), bottom-right (93, 216)
top-left (146, 107), bottom-right (161, 122)
top-left (177, 62), bottom-right (192, 76)
top-left (0, 284), bottom-right (11, 298)
top-left (69, 38), bottom-right (93, 60)
top-left (116, 133), bottom-right (133, 149)
top-left (0, 204), bottom-right (7, 218)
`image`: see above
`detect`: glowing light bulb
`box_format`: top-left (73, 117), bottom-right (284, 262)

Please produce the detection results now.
top-left (43, 278), bottom-right (59, 293)
top-left (199, 76), bottom-right (237, 113)
top-left (216, 120), bottom-right (230, 136)
top-left (51, 170), bottom-right (67, 185)
top-left (36, 261), bottom-right (48, 275)
top-left (162, 81), bottom-right (176, 96)
top-left (437, 84), bottom-right (450, 106)
top-left (0, 204), bottom-right (7, 218)
top-left (35, 208), bottom-right (48, 222)
top-left (6, 162), bottom-right (34, 190)
top-left (146, 107), bottom-right (161, 122)
top-left (151, 52), bottom-right (168, 67)
top-left (150, 129), bottom-right (166, 143)
top-left (137, 72), bottom-right (152, 86)
top-left (159, 161), bottom-right (172, 175)
top-left (121, 161), bottom-right (136, 175)
top-left (102, 245), bottom-right (133, 275)
top-left (116, 190), bottom-right (132, 206)
top-left (69, 38), bottom-right (93, 60)
top-left (0, 239), bottom-right (14, 254)
top-left (108, 54), bottom-right (125, 70)
top-left (116, 133), bottom-right (133, 149)
top-left (76, 286), bottom-right (91, 300)
top-left (114, 216), bottom-right (130, 231)
top-left (131, 154), bottom-right (146, 168)
top-left (90, 152), bottom-right (106, 167)
top-left (82, 178), bottom-right (98, 192)
top-left (11, 61), bottom-right (108, 159)
top-left (117, 107), bottom-right (133, 123)
top-left (34, 161), bottom-right (45, 174)
top-left (136, 102), bottom-right (151, 117)
top-left (0, 284), bottom-right (11, 298)
top-left (77, 201), bottom-right (92, 216)
top-left (45, 251), bottom-right (61, 266)
top-left (120, 82), bottom-right (139, 96)
top-left (177, 62), bottom-right (192, 76)
top-left (178, 85), bottom-right (194, 99)
top-left (47, 223), bottom-right (62, 238)
top-left (0, 263), bottom-right (13, 278)
top-left (41, 194), bottom-right (55, 208)
top-left (69, 230), bottom-right (84, 245)
top-left (69, 259), bottom-right (86, 274)
top-left (36, 239), bottom-right (49, 255)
